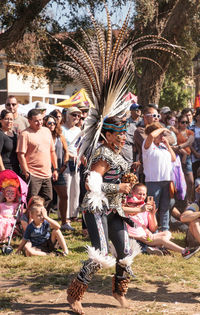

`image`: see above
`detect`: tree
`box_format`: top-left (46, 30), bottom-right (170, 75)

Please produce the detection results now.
top-left (1, 0), bottom-right (200, 109)
top-left (0, 0), bottom-right (65, 51)
top-left (48, 0), bottom-right (200, 108)
top-left (132, 0), bottom-right (200, 106)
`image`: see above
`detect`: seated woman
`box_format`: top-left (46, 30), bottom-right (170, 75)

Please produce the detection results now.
top-left (123, 183), bottom-right (199, 259)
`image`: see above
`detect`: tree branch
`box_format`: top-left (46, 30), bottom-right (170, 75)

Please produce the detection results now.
top-left (0, 0), bottom-right (51, 51)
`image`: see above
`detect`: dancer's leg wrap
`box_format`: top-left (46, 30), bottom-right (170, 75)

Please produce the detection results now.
top-left (67, 278), bottom-right (88, 301)
top-left (67, 258), bottom-right (101, 301)
top-left (77, 258), bottom-right (101, 285)
top-left (112, 275), bottom-right (130, 296)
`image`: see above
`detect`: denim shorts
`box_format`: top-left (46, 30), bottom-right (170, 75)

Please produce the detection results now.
top-left (183, 156), bottom-right (192, 173)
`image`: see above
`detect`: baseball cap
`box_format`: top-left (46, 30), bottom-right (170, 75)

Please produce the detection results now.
top-left (76, 101), bottom-right (89, 111)
top-left (160, 106), bottom-right (171, 114)
top-left (67, 106), bottom-right (82, 115)
top-left (130, 103), bottom-right (141, 111)
top-left (35, 102), bottom-right (47, 110)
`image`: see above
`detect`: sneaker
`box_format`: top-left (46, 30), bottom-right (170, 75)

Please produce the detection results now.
top-left (55, 249), bottom-right (69, 256)
top-left (182, 247), bottom-right (200, 259)
top-left (146, 246), bottom-right (163, 256)
top-left (61, 223), bottom-right (75, 231)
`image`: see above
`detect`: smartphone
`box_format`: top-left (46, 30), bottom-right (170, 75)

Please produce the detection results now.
top-left (147, 196), bottom-right (154, 208)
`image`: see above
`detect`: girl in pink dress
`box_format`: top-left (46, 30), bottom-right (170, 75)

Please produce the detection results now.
top-left (0, 178), bottom-right (19, 241)
top-left (123, 183), bottom-right (200, 259)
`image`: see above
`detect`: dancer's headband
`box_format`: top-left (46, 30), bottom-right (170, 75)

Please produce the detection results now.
top-left (102, 122), bottom-right (127, 132)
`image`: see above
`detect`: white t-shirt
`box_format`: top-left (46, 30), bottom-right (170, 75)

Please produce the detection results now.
top-left (62, 126), bottom-right (80, 156)
top-left (142, 141), bottom-right (172, 182)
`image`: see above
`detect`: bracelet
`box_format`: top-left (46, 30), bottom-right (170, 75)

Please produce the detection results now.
top-left (54, 168), bottom-right (59, 171)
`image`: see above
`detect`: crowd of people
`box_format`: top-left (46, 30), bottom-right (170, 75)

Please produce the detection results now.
top-left (1, 95), bottom-right (200, 314)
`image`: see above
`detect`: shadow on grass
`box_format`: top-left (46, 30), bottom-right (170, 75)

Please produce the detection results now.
top-left (128, 280), bottom-right (200, 304)
top-left (17, 272), bottom-right (200, 305)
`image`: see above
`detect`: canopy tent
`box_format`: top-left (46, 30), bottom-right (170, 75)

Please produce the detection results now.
top-left (17, 102), bottom-right (64, 116)
top-left (123, 92), bottom-right (137, 104)
top-left (54, 88), bottom-right (93, 108)
top-left (194, 94), bottom-right (200, 109)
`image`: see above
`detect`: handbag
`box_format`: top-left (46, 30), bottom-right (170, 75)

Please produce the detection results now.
top-left (171, 155), bottom-right (187, 200)
top-left (68, 160), bottom-right (76, 173)
top-left (169, 181), bottom-right (176, 198)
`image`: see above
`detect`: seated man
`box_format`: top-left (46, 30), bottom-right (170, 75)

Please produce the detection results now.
top-left (180, 201), bottom-right (200, 245)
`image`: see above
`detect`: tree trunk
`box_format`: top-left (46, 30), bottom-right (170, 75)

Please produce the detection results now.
top-left (0, 0), bottom-right (51, 51)
top-left (135, 0), bottom-right (200, 107)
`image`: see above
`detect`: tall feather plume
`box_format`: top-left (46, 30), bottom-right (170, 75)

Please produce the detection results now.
top-left (52, 4), bottom-right (180, 168)
top-left (104, 3), bottom-right (112, 80)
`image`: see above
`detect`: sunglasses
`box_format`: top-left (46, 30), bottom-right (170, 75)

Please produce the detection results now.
top-left (145, 113), bottom-right (161, 119)
top-left (3, 118), bottom-right (13, 122)
top-left (47, 121), bottom-right (56, 126)
top-left (71, 113), bottom-right (81, 118)
top-left (6, 103), bottom-right (17, 107)
top-left (180, 121), bottom-right (189, 124)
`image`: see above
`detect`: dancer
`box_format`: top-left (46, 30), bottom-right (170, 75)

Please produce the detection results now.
top-left (67, 117), bottom-right (140, 314)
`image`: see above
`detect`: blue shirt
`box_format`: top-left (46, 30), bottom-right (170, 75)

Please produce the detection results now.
top-left (24, 220), bottom-right (51, 247)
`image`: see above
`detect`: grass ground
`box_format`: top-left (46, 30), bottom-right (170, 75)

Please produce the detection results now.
top-left (0, 220), bottom-right (200, 314)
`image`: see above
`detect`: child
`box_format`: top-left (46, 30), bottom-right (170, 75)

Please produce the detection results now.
top-left (16, 203), bottom-right (68, 256)
top-left (123, 183), bottom-right (200, 259)
top-left (21, 195), bottom-right (45, 232)
top-left (0, 178), bottom-right (20, 242)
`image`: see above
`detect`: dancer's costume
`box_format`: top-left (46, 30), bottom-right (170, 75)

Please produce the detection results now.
top-left (55, 3), bottom-right (176, 305)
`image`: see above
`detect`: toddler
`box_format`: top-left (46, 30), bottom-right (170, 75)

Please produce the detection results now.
top-left (123, 183), bottom-right (200, 259)
top-left (0, 178), bottom-right (20, 242)
top-left (21, 195), bottom-right (45, 232)
top-left (16, 203), bottom-right (68, 256)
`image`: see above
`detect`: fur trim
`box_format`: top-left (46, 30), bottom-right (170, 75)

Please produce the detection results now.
top-left (119, 240), bottom-right (141, 267)
top-left (86, 245), bottom-right (116, 268)
top-left (109, 238), bottom-right (141, 262)
top-left (87, 171), bottom-right (108, 211)
top-left (87, 171), bottom-right (102, 192)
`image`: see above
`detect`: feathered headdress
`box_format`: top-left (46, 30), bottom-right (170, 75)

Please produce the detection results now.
top-left (53, 4), bottom-right (180, 168)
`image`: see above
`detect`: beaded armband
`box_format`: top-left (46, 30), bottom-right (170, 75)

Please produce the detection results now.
top-left (101, 182), bottom-right (119, 194)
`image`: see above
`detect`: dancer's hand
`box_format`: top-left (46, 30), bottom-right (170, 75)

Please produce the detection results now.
top-left (119, 183), bottom-right (131, 194)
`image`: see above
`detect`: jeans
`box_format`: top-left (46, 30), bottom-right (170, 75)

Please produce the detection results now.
top-left (146, 181), bottom-right (170, 231)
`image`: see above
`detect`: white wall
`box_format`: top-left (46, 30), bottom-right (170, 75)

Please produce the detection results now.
top-left (7, 71), bottom-right (49, 94)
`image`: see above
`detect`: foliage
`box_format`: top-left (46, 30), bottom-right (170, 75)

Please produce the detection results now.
top-left (0, 1), bottom-right (200, 107)
top-left (159, 77), bottom-right (192, 110)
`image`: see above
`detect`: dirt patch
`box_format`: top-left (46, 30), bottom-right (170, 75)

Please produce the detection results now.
top-left (1, 277), bottom-right (200, 315)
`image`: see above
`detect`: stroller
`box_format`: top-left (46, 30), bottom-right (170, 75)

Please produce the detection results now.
top-left (0, 170), bottom-right (28, 255)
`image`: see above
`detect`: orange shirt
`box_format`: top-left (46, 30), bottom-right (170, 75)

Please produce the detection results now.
top-left (177, 129), bottom-right (194, 155)
top-left (16, 127), bottom-right (55, 178)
